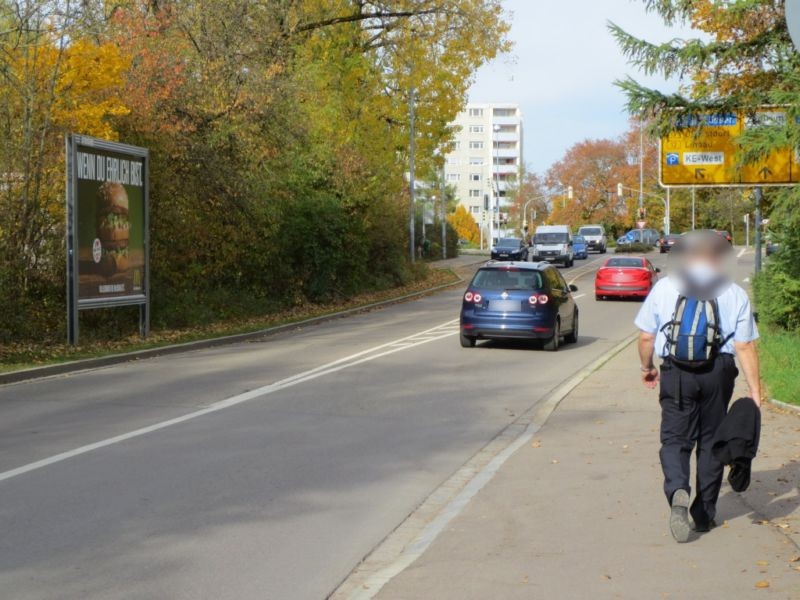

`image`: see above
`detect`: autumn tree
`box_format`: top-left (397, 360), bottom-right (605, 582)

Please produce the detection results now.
top-left (448, 205), bottom-right (480, 245)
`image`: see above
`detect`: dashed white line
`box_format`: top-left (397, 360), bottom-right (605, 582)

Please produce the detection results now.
top-left (0, 320), bottom-right (460, 484)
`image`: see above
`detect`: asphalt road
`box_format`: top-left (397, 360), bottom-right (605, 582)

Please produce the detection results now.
top-left (0, 251), bottom-right (751, 599)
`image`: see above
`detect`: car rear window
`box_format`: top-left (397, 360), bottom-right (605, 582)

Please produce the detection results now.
top-left (498, 238), bottom-right (521, 246)
top-left (471, 269), bottom-right (543, 290)
top-left (605, 258), bottom-right (644, 268)
top-left (574, 236), bottom-right (585, 243)
top-left (579, 227), bottom-right (602, 236)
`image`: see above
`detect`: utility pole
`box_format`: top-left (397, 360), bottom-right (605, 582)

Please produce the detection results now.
top-left (409, 87), bottom-right (416, 263)
top-left (754, 187), bottom-right (763, 273)
top-left (665, 187), bottom-right (671, 235)
top-left (691, 186), bottom-right (696, 230)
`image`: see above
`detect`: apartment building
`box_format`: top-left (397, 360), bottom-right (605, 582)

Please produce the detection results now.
top-left (443, 103), bottom-right (523, 223)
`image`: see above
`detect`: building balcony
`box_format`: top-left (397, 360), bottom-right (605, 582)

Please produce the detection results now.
top-left (492, 132), bottom-right (518, 143)
top-left (492, 116), bottom-right (520, 127)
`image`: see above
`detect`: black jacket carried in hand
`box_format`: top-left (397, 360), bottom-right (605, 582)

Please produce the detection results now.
top-left (712, 397), bottom-right (761, 492)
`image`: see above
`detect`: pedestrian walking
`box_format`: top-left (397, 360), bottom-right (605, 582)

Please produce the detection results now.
top-left (634, 231), bottom-right (762, 543)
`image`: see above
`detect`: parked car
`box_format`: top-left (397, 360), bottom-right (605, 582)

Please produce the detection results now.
top-left (491, 238), bottom-right (528, 261)
top-left (531, 225), bottom-right (574, 267)
top-left (573, 235), bottom-right (589, 260)
top-left (460, 261), bottom-right (579, 351)
top-left (617, 228), bottom-right (661, 247)
top-left (595, 256), bottom-right (660, 301)
top-left (715, 230), bottom-right (733, 244)
top-left (576, 225), bottom-right (607, 253)
top-left (766, 238), bottom-right (780, 257)
top-left (658, 234), bottom-right (681, 253)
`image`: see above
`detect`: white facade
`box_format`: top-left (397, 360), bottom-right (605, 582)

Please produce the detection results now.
top-left (444, 103), bottom-right (523, 224)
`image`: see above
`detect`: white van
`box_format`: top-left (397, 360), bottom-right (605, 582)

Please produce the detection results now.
top-left (531, 225), bottom-right (574, 267)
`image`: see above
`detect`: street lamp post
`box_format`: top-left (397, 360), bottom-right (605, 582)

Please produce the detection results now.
top-left (408, 87), bottom-right (416, 263)
top-left (493, 124), bottom-right (501, 242)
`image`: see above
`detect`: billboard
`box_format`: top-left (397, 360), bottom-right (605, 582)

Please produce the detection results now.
top-left (66, 135), bottom-right (149, 344)
top-left (659, 109), bottom-right (800, 187)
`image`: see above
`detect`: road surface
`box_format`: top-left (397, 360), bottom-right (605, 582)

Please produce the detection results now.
top-left (0, 251), bottom-right (752, 599)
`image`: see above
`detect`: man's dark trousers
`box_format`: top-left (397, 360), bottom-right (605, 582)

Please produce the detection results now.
top-left (659, 354), bottom-right (738, 526)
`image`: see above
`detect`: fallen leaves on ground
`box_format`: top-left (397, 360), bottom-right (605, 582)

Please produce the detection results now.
top-left (754, 581), bottom-right (770, 589)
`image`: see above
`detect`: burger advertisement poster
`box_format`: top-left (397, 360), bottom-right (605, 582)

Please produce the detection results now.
top-left (66, 135), bottom-right (149, 311)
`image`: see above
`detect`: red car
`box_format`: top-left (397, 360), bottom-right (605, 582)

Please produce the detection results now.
top-left (595, 257), bottom-right (660, 301)
top-left (715, 230), bottom-right (733, 244)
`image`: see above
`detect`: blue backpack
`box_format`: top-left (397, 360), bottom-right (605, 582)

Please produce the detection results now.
top-left (661, 295), bottom-right (733, 368)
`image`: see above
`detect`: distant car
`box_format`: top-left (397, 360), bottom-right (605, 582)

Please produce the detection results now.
top-left (577, 225), bottom-right (607, 253)
top-left (715, 230), bottom-right (733, 244)
top-left (658, 234), bottom-right (681, 253)
top-left (573, 235), bottom-right (589, 259)
top-left (460, 261), bottom-right (579, 351)
top-left (617, 228), bottom-right (661, 247)
top-left (766, 239), bottom-right (780, 257)
top-left (491, 238), bottom-right (528, 261)
top-left (595, 256), bottom-right (660, 301)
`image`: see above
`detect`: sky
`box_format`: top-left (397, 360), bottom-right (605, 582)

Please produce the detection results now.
top-left (468, 0), bottom-right (698, 175)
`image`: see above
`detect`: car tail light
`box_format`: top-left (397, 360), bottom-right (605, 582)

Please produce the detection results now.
top-left (528, 295), bottom-right (538, 305)
top-left (537, 294), bottom-right (549, 305)
top-left (473, 293), bottom-right (482, 303)
top-left (464, 291), bottom-right (474, 302)
top-left (596, 268), bottom-right (609, 279)
top-left (528, 293), bottom-right (549, 305)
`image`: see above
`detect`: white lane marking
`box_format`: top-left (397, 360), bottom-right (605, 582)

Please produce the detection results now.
top-left (572, 294), bottom-right (586, 300)
top-left (0, 321), bottom-right (460, 484)
top-left (737, 248), bottom-right (747, 258)
top-left (743, 277), bottom-right (751, 284)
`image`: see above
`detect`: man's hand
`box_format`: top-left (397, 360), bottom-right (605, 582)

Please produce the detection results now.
top-left (642, 367), bottom-right (660, 389)
top-left (638, 331), bottom-right (658, 390)
top-left (735, 340), bottom-right (762, 410)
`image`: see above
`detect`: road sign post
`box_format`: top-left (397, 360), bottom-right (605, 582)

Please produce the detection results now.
top-left (754, 187), bottom-right (763, 274)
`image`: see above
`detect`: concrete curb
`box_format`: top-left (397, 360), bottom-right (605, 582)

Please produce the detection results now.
top-left (0, 274), bottom-right (471, 387)
top-left (330, 332), bottom-right (640, 600)
top-left (768, 398), bottom-right (800, 415)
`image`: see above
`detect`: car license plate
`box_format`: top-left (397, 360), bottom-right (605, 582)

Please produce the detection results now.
top-left (490, 300), bottom-right (520, 313)
top-left (500, 253), bottom-right (509, 257)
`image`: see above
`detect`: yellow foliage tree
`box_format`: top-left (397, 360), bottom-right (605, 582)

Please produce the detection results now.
top-left (448, 205), bottom-right (480, 245)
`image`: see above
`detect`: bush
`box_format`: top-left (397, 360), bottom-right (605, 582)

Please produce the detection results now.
top-left (753, 268), bottom-right (800, 331)
top-left (615, 242), bottom-right (653, 254)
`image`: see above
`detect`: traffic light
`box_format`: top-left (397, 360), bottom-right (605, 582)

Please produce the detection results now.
top-left (617, 183), bottom-right (624, 198)
top-left (637, 206), bottom-right (646, 220)
top-left (567, 186), bottom-right (574, 200)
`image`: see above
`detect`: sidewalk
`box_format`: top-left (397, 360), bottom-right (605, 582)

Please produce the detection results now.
top-left (378, 344), bottom-right (800, 599)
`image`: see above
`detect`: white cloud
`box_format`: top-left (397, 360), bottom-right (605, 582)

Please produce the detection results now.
top-left (468, 0), bottom-right (699, 173)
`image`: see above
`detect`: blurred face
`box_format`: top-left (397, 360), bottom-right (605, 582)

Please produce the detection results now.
top-left (671, 231), bottom-right (733, 299)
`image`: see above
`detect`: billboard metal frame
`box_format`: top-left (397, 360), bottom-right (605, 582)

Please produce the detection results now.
top-left (66, 134), bottom-right (150, 345)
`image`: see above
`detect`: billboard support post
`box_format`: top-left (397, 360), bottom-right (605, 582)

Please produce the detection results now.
top-left (65, 134), bottom-right (150, 345)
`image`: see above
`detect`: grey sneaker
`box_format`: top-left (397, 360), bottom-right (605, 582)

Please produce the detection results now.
top-left (669, 489), bottom-right (691, 543)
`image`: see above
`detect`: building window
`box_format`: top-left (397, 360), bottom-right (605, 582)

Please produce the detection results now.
top-left (469, 125), bottom-right (484, 133)
top-left (469, 141), bottom-right (484, 149)
top-left (446, 173), bottom-right (460, 181)
top-left (469, 157), bottom-right (483, 165)
top-left (493, 108), bottom-right (515, 117)
top-left (469, 189), bottom-right (481, 198)
top-left (470, 173), bottom-right (481, 181)
top-left (470, 206), bottom-right (481, 214)
top-left (469, 108), bottom-right (484, 117)
top-left (448, 157), bottom-right (461, 166)
top-left (453, 141), bottom-right (461, 150)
